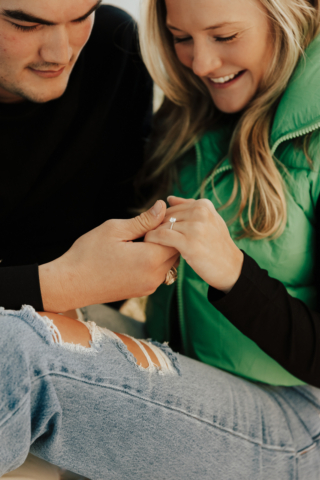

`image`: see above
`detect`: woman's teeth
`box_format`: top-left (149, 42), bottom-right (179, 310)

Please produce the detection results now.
top-left (210, 72), bottom-right (239, 84)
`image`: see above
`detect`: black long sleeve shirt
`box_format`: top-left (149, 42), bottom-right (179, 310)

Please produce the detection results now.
top-left (0, 6), bottom-right (153, 311)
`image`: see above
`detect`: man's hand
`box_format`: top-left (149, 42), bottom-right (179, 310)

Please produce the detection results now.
top-left (39, 201), bottom-right (179, 312)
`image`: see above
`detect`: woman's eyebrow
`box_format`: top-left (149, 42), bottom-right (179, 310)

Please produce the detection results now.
top-left (167, 21), bottom-right (238, 32)
top-left (2, 0), bottom-right (102, 26)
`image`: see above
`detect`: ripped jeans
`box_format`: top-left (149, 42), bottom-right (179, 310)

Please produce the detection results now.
top-left (1, 306), bottom-right (320, 480)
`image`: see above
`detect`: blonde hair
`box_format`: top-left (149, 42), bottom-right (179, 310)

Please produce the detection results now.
top-left (138, 0), bottom-right (320, 238)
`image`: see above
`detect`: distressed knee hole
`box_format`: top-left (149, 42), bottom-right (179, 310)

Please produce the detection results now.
top-left (102, 330), bottom-right (176, 374)
top-left (37, 312), bottom-right (93, 351)
top-left (114, 333), bottom-right (161, 369)
top-left (36, 312), bottom-right (178, 373)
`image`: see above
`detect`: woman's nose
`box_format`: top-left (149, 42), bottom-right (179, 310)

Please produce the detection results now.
top-left (40, 26), bottom-right (73, 66)
top-left (192, 42), bottom-right (222, 78)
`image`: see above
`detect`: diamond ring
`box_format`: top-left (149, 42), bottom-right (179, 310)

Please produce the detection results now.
top-left (169, 217), bottom-right (177, 230)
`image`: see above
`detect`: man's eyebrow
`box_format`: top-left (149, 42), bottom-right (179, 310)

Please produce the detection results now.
top-left (73, 0), bottom-right (103, 23)
top-left (167, 22), bottom-right (238, 32)
top-left (2, 0), bottom-right (102, 26)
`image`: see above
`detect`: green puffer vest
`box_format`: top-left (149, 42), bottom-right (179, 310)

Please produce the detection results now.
top-left (146, 35), bottom-right (320, 386)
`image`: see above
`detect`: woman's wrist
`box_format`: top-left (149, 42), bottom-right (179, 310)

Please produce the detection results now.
top-left (219, 249), bottom-right (244, 294)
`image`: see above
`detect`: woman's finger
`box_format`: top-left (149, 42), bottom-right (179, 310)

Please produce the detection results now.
top-left (163, 205), bottom-right (201, 224)
top-left (167, 196), bottom-right (196, 207)
top-left (163, 205), bottom-right (216, 227)
top-left (162, 211), bottom-right (191, 227)
top-left (145, 227), bottom-right (187, 251)
top-left (164, 203), bottom-right (197, 219)
top-left (164, 198), bottom-right (216, 222)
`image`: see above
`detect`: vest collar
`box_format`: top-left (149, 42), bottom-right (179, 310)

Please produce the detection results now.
top-left (270, 34), bottom-right (320, 149)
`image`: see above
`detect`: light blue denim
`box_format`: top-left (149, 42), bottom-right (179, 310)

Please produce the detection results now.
top-left (1, 305), bottom-right (320, 480)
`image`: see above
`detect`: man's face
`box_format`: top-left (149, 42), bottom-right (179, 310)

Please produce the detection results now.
top-left (0, 0), bottom-right (101, 103)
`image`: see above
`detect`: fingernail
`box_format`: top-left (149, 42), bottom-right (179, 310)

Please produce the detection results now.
top-left (151, 200), bottom-right (162, 217)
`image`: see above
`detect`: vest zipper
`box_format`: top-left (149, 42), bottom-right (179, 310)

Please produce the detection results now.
top-left (271, 121), bottom-right (320, 155)
top-left (177, 255), bottom-right (187, 351)
top-left (193, 164), bottom-right (233, 201)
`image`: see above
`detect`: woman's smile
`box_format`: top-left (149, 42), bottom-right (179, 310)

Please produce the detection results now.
top-left (207, 69), bottom-right (246, 89)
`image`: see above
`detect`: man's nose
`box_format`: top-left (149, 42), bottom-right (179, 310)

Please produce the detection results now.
top-left (40, 26), bottom-right (73, 65)
top-left (192, 42), bottom-right (222, 78)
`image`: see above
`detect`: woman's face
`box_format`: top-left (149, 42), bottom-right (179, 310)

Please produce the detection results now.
top-left (165, 0), bottom-right (273, 113)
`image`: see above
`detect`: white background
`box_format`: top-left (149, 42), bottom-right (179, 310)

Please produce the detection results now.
top-left (102, 0), bottom-right (164, 109)
top-left (103, 0), bottom-right (141, 20)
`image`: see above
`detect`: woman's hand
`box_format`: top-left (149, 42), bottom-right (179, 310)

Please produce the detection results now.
top-left (144, 196), bottom-right (244, 293)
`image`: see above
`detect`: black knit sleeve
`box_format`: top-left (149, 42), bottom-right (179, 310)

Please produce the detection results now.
top-left (0, 264), bottom-right (43, 311)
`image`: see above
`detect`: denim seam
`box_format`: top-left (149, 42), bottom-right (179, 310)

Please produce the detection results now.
top-left (296, 433), bottom-right (320, 456)
top-left (292, 386), bottom-right (320, 410)
top-left (296, 434), bottom-right (320, 455)
top-left (0, 393), bottom-right (29, 429)
top-left (31, 372), bottom-right (296, 454)
top-left (273, 388), bottom-right (320, 443)
top-left (297, 443), bottom-right (317, 456)
top-left (264, 389), bottom-right (297, 446)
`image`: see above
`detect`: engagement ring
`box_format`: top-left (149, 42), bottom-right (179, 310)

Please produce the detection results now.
top-left (170, 217), bottom-right (177, 230)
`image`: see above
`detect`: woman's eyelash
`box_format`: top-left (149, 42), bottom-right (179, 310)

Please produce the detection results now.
top-left (174, 36), bottom-right (192, 44)
top-left (173, 33), bottom-right (238, 44)
top-left (11, 23), bottom-right (39, 32)
top-left (216, 34), bottom-right (238, 43)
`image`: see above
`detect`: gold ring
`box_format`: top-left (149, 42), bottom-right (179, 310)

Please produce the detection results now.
top-left (163, 266), bottom-right (178, 286)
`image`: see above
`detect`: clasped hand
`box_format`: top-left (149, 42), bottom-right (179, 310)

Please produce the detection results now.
top-left (39, 200), bottom-right (179, 312)
top-left (39, 196), bottom-right (243, 314)
top-left (145, 196), bottom-right (244, 293)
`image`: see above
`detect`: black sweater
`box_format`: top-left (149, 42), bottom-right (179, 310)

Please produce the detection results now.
top-left (0, 6), bottom-right (153, 310)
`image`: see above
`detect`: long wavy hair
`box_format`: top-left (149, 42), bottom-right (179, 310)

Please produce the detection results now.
top-left (138, 0), bottom-right (320, 238)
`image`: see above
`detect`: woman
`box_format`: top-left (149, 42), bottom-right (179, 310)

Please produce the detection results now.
top-left (136, 0), bottom-right (320, 473)
top-left (2, 0), bottom-right (320, 478)
top-left (140, 0), bottom-right (320, 386)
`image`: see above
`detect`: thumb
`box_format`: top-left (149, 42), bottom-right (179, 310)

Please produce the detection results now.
top-left (167, 196), bottom-right (196, 207)
top-left (124, 200), bottom-right (167, 241)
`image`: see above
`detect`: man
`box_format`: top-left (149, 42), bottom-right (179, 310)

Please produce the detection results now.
top-left (0, 0), bottom-right (178, 315)
top-left (0, 0), bottom-right (179, 477)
